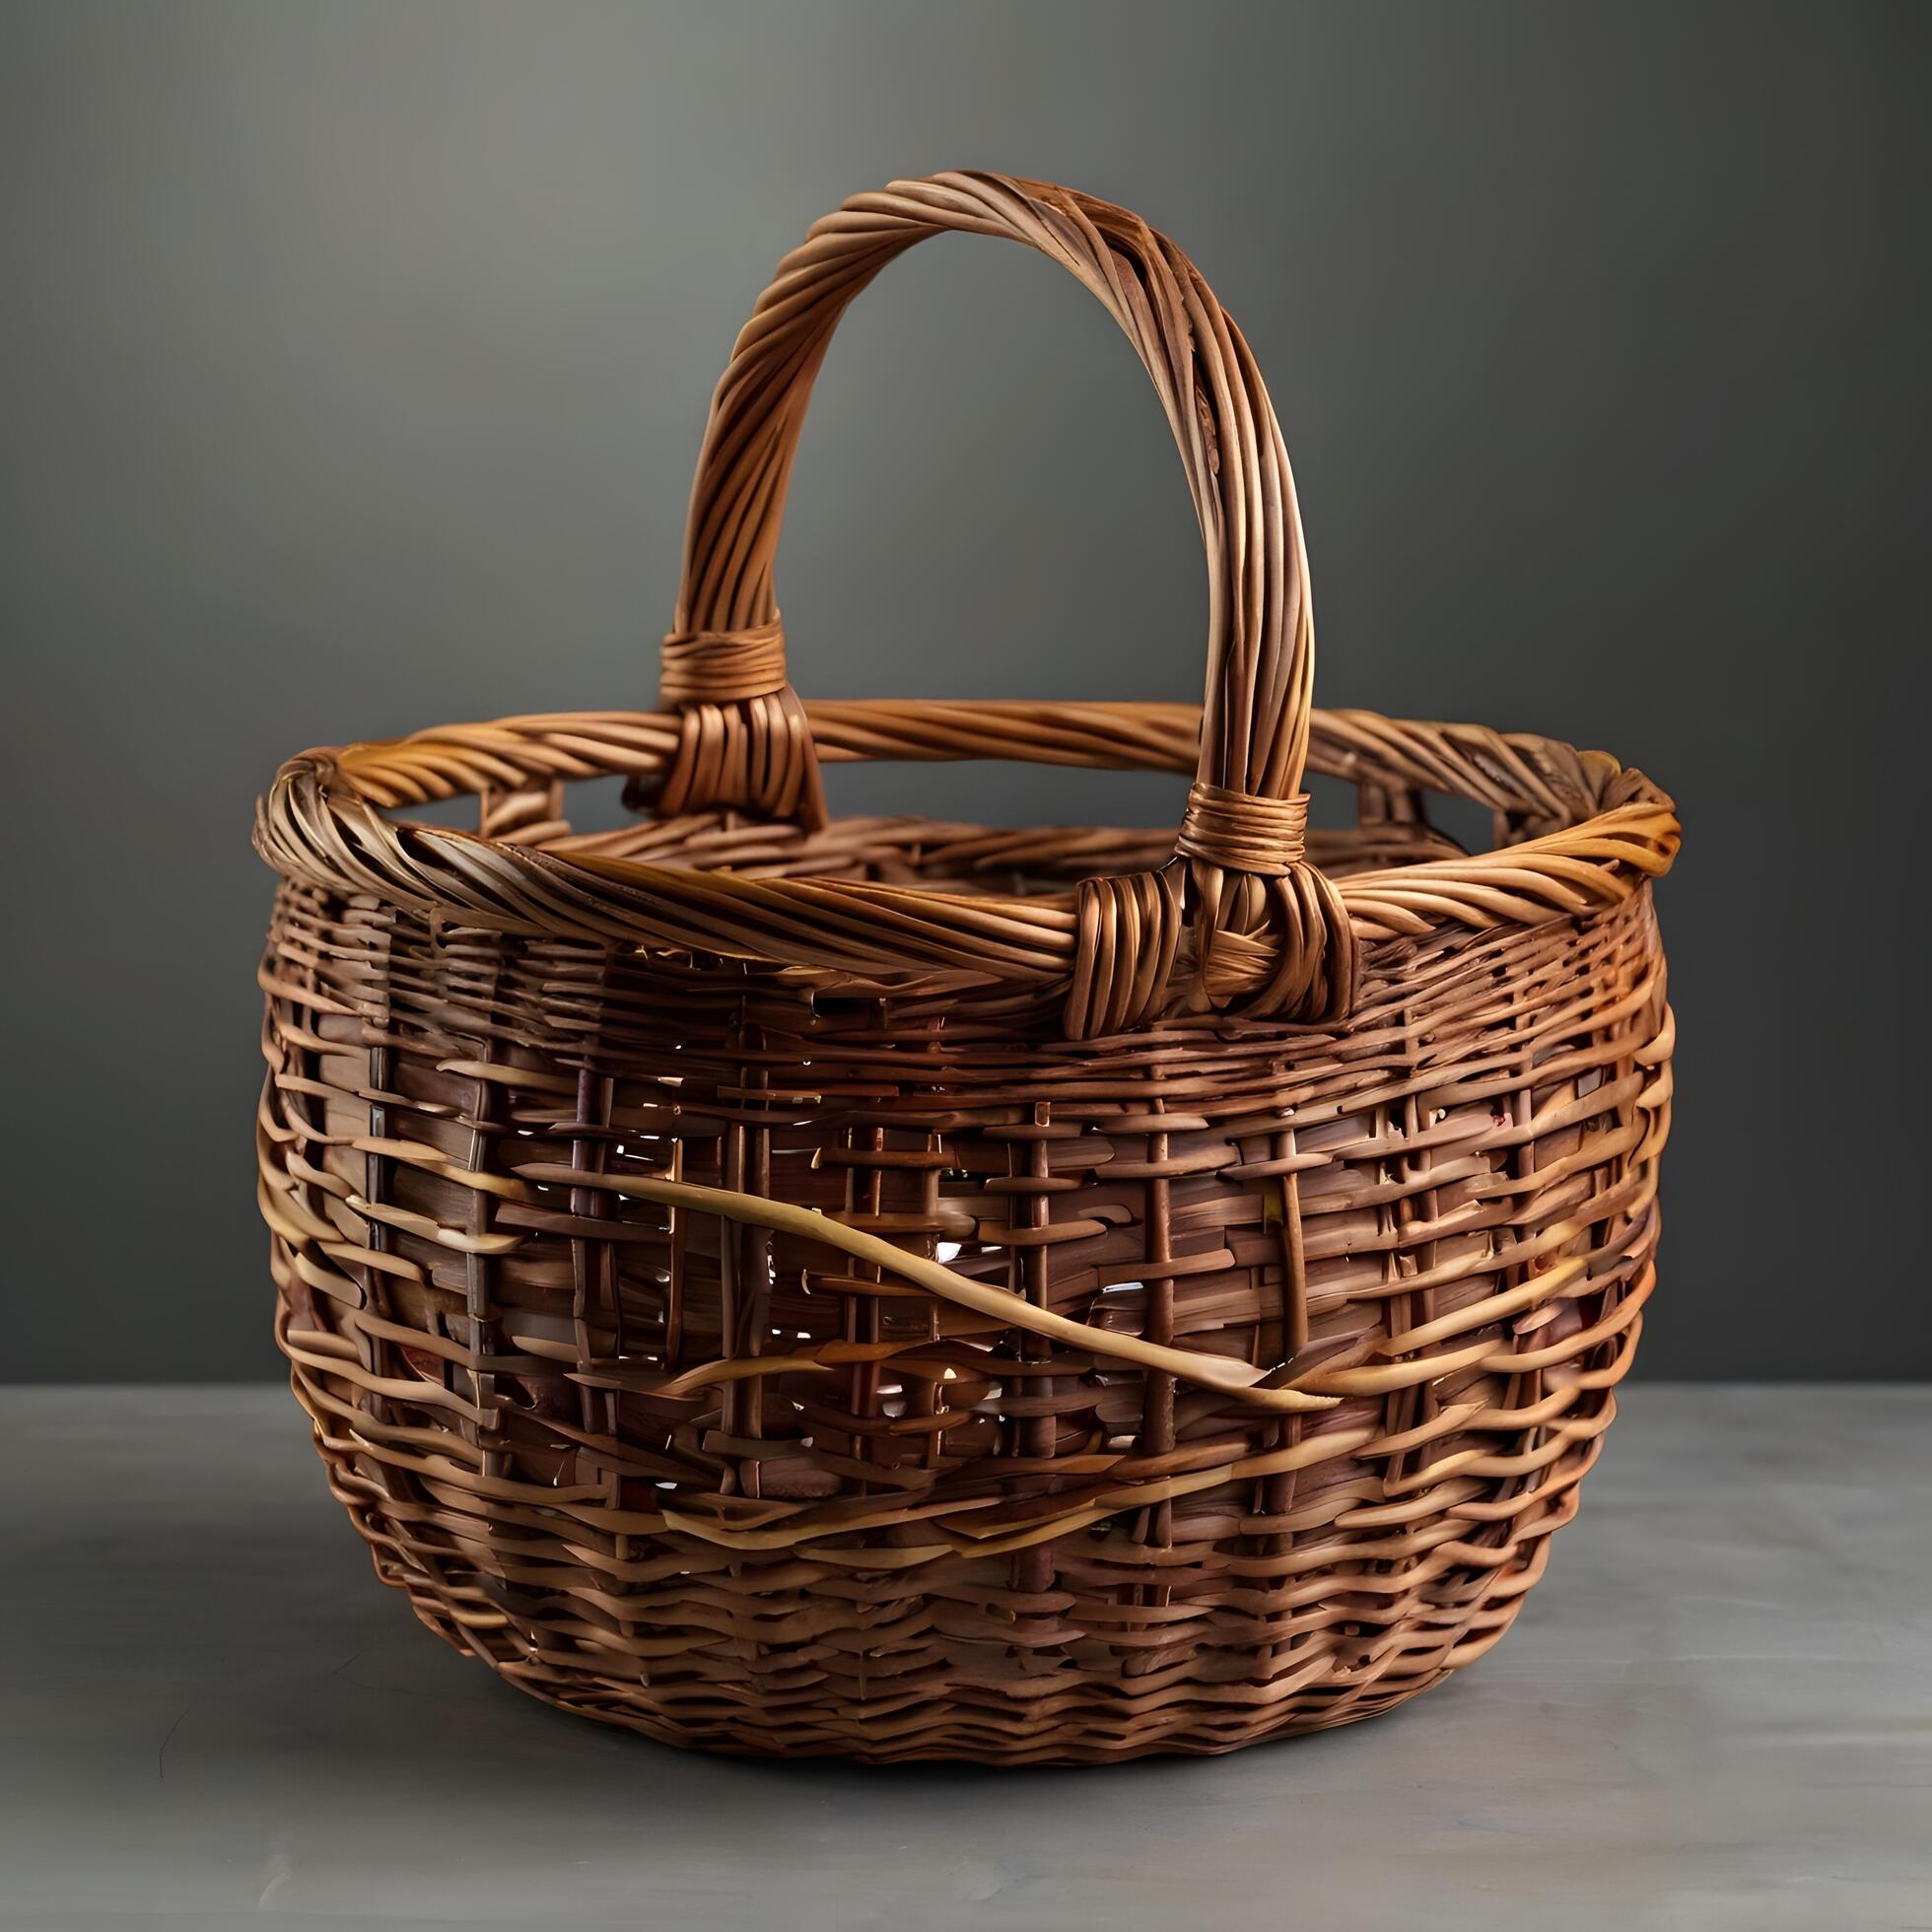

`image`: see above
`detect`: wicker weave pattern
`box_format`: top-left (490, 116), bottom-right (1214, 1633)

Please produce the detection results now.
top-left (254, 174), bottom-right (1678, 1763)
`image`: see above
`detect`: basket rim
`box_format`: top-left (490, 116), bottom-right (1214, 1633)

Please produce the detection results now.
top-left (255, 697), bottom-right (1678, 1003)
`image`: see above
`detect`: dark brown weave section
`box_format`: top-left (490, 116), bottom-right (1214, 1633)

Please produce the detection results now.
top-left (258, 733), bottom-right (1673, 1764)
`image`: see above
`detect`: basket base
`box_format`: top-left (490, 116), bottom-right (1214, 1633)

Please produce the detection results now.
top-left (505, 1655), bottom-right (1476, 1766)
top-left (370, 1548), bottom-right (1529, 1767)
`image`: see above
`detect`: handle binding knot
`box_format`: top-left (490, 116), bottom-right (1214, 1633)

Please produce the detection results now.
top-left (1065, 788), bottom-right (1356, 1041)
top-left (1175, 781), bottom-right (1308, 875)
top-left (657, 618), bottom-right (792, 705)
top-left (632, 615), bottom-right (828, 828)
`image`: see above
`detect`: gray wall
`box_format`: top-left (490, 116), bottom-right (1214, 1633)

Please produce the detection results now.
top-left (4, 0), bottom-right (1923, 1381)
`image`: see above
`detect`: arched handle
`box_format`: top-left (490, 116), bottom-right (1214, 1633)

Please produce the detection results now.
top-left (656, 172), bottom-right (1354, 1034)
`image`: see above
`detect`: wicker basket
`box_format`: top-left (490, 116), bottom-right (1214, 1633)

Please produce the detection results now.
top-left (255, 172), bottom-right (1679, 1764)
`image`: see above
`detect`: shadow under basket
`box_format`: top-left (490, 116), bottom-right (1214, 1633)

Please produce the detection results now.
top-left (253, 172), bottom-right (1680, 1765)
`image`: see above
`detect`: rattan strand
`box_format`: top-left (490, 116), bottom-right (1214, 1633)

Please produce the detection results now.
top-left (254, 172), bottom-right (1678, 1763)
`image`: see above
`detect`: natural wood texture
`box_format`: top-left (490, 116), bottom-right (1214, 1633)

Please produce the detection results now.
top-left (254, 173), bottom-right (1679, 1763)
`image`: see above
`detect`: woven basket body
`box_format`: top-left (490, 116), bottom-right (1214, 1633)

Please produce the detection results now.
top-left (255, 175), bottom-right (1679, 1764)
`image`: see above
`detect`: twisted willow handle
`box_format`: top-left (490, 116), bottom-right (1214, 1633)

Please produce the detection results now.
top-left (654, 172), bottom-right (1354, 1035)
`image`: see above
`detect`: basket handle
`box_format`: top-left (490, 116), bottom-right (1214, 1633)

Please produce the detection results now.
top-left (656, 172), bottom-right (1354, 1034)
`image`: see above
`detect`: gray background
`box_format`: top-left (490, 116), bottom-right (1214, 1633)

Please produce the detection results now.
top-left (4, 0), bottom-right (1923, 1382)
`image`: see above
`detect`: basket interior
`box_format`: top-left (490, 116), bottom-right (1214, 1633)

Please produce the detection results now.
top-left (396, 734), bottom-right (1506, 901)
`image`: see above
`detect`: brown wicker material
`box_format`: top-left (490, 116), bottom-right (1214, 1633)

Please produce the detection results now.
top-left (254, 173), bottom-right (1680, 1764)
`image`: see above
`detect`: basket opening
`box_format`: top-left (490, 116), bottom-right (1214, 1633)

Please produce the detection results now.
top-left (390, 756), bottom-right (1482, 899)
top-left (819, 758), bottom-right (1192, 835)
top-left (331, 701), bottom-right (1657, 935)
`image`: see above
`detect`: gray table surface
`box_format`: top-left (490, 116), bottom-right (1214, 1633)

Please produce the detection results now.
top-left (2, 1385), bottom-right (1926, 1931)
